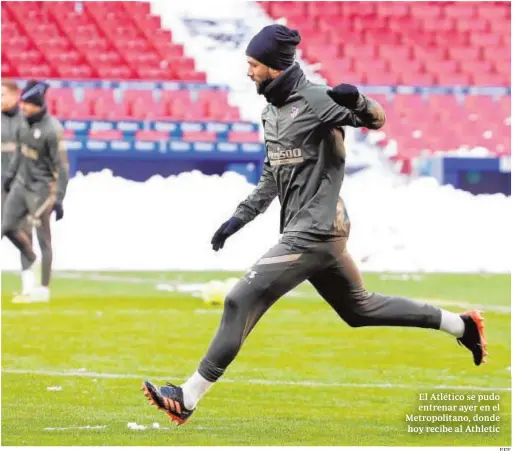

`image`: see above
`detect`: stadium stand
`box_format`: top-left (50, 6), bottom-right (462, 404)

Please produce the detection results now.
top-left (1, 1), bottom-right (511, 162)
top-left (1, 1), bottom-right (205, 81)
top-left (1, 1), bottom-right (242, 122)
top-left (261, 1), bottom-right (511, 157)
top-left (260, 1), bottom-right (510, 87)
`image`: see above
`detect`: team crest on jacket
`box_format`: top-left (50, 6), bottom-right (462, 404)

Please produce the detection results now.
top-left (33, 129), bottom-right (41, 139)
top-left (290, 106), bottom-right (299, 119)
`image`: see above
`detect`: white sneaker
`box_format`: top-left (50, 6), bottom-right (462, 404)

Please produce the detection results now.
top-left (28, 286), bottom-right (50, 303)
top-left (21, 258), bottom-right (40, 295)
top-left (11, 286), bottom-right (50, 304)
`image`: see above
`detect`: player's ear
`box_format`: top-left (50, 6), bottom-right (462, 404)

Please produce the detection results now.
top-left (269, 68), bottom-right (282, 79)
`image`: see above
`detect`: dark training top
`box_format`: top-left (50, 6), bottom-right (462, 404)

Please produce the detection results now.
top-left (5, 109), bottom-right (69, 203)
top-left (233, 63), bottom-right (386, 239)
top-left (1, 105), bottom-right (24, 181)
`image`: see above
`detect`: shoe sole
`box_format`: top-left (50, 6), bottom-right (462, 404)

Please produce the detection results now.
top-left (469, 310), bottom-right (488, 365)
top-left (12, 298), bottom-right (49, 304)
top-left (11, 297), bottom-right (30, 304)
top-left (141, 382), bottom-right (188, 425)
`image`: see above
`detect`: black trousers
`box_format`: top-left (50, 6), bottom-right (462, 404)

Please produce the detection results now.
top-left (198, 234), bottom-right (442, 382)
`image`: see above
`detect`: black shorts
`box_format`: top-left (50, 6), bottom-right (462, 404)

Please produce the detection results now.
top-left (2, 181), bottom-right (55, 231)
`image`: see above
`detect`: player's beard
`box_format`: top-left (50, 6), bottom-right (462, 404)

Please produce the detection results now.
top-left (257, 75), bottom-right (273, 94)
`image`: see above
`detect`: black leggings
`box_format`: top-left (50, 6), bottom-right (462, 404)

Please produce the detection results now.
top-left (198, 235), bottom-right (442, 382)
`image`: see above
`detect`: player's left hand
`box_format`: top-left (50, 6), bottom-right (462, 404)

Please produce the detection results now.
top-left (53, 202), bottom-right (64, 221)
top-left (327, 83), bottom-right (360, 109)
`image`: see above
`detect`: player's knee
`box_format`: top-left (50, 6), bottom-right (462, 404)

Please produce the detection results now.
top-left (222, 295), bottom-right (241, 321)
top-left (344, 291), bottom-right (378, 327)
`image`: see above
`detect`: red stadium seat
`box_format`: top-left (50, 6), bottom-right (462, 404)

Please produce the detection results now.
top-left (136, 67), bottom-right (174, 81)
top-left (408, 4), bottom-right (442, 19)
top-left (96, 66), bottom-right (134, 79)
top-left (460, 60), bottom-right (495, 75)
top-left (471, 72), bottom-right (509, 86)
top-left (54, 98), bottom-right (92, 119)
top-left (122, 2), bottom-right (151, 17)
top-left (447, 46), bottom-right (481, 62)
top-left (340, 1), bottom-right (377, 16)
top-left (92, 99), bottom-right (131, 120)
top-left (444, 3), bottom-right (478, 19)
top-left (302, 43), bottom-right (340, 63)
top-left (469, 32), bottom-right (503, 48)
top-left (363, 72), bottom-right (400, 86)
top-left (476, 4), bottom-right (509, 21)
top-left (15, 63), bottom-right (53, 78)
top-left (134, 131), bottom-right (170, 141)
top-left (124, 90), bottom-right (155, 104)
top-left (398, 72), bottom-right (436, 86)
top-left (182, 131), bottom-right (218, 142)
top-left (306, 1), bottom-right (341, 17)
top-left (57, 64), bottom-right (94, 79)
top-left (455, 17), bottom-right (488, 33)
top-left (420, 16), bottom-right (457, 33)
top-left (170, 101), bottom-right (206, 121)
top-left (228, 132), bottom-right (261, 143)
top-left (89, 130), bottom-right (124, 140)
top-left (375, 2), bottom-right (410, 17)
top-left (270, 1), bottom-right (306, 18)
top-left (131, 98), bottom-right (167, 120)
top-left (378, 45), bottom-right (412, 61)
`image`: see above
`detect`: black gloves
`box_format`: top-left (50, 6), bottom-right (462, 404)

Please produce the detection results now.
top-left (327, 83), bottom-right (360, 109)
top-left (3, 176), bottom-right (13, 193)
top-left (211, 217), bottom-right (244, 251)
top-left (53, 202), bottom-right (64, 221)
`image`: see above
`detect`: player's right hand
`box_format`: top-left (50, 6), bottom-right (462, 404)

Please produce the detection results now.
top-left (211, 217), bottom-right (244, 251)
top-left (2, 176), bottom-right (13, 193)
top-left (327, 83), bottom-right (360, 109)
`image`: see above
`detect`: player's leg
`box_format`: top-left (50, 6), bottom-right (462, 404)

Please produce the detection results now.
top-left (142, 236), bottom-right (325, 424)
top-left (25, 188), bottom-right (55, 301)
top-left (19, 218), bottom-right (35, 294)
top-left (32, 209), bottom-right (52, 297)
top-left (3, 181), bottom-right (36, 293)
top-left (308, 239), bottom-right (487, 365)
top-left (1, 183), bottom-right (37, 269)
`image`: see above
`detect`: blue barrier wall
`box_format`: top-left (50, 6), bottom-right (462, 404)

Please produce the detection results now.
top-left (425, 156), bottom-right (511, 195)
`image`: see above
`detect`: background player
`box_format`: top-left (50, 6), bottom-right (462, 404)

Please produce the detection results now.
top-left (1, 79), bottom-right (37, 295)
top-left (2, 80), bottom-right (69, 303)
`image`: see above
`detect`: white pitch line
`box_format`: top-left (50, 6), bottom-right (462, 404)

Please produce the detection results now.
top-left (2, 368), bottom-right (510, 392)
top-left (44, 425), bottom-right (107, 431)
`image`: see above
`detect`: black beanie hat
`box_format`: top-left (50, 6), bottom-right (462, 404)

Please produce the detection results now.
top-left (20, 80), bottom-right (49, 107)
top-left (246, 24), bottom-right (301, 70)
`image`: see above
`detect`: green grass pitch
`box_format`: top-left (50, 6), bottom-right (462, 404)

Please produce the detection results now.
top-left (1, 271), bottom-right (511, 446)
